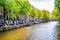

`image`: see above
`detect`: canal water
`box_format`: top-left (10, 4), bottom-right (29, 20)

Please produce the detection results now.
top-left (56, 22), bottom-right (60, 40)
top-left (0, 21), bottom-right (60, 40)
top-left (27, 21), bottom-right (58, 40)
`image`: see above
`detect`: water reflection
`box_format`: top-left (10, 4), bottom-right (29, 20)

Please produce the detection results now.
top-left (56, 22), bottom-right (60, 40)
top-left (27, 21), bottom-right (58, 40)
top-left (0, 26), bottom-right (34, 40)
top-left (0, 21), bottom-right (59, 40)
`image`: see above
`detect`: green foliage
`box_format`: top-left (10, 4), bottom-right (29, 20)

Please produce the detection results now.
top-left (6, 12), bottom-right (17, 19)
top-left (35, 9), bottom-right (41, 18)
top-left (41, 10), bottom-right (50, 19)
top-left (52, 10), bottom-right (60, 18)
top-left (52, 7), bottom-right (58, 18)
top-left (0, 0), bottom-right (50, 19)
top-left (54, 0), bottom-right (60, 18)
top-left (28, 6), bottom-right (36, 18)
top-left (55, 0), bottom-right (60, 12)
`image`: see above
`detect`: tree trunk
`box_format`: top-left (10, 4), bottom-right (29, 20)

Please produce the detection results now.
top-left (3, 6), bottom-right (6, 26)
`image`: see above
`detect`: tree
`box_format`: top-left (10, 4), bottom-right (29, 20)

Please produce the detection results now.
top-left (0, 0), bottom-right (37, 25)
top-left (35, 9), bottom-right (41, 18)
top-left (41, 10), bottom-right (50, 19)
top-left (52, 7), bottom-right (60, 18)
top-left (0, 0), bottom-right (23, 25)
top-left (55, 0), bottom-right (60, 12)
top-left (54, 0), bottom-right (60, 18)
top-left (0, 0), bottom-right (7, 25)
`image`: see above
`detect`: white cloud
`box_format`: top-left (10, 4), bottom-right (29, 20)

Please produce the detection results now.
top-left (29, 0), bottom-right (55, 13)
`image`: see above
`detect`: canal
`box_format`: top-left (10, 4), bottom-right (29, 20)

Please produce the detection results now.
top-left (0, 21), bottom-right (60, 40)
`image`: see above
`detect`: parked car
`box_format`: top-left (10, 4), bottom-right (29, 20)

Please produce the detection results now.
top-left (0, 20), bottom-right (4, 27)
top-left (34, 19), bottom-right (39, 24)
top-left (8, 20), bottom-right (14, 25)
top-left (38, 19), bottom-right (43, 23)
top-left (0, 15), bottom-right (4, 27)
top-left (43, 19), bottom-right (48, 22)
top-left (14, 20), bottom-right (19, 25)
top-left (18, 19), bottom-right (25, 24)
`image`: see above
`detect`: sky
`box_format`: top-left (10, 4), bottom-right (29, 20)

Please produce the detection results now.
top-left (29, 0), bottom-right (55, 13)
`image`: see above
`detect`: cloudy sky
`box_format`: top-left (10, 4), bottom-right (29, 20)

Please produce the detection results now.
top-left (29, 0), bottom-right (55, 13)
